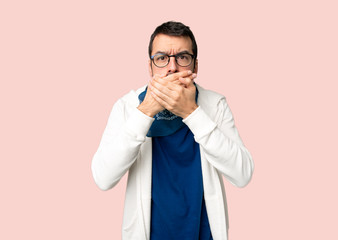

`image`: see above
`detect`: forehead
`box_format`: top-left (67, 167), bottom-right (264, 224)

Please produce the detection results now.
top-left (152, 34), bottom-right (193, 54)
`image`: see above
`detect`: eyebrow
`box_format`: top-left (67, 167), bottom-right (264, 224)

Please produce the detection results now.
top-left (153, 50), bottom-right (192, 55)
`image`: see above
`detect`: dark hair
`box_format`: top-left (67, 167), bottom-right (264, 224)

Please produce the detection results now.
top-left (148, 21), bottom-right (198, 59)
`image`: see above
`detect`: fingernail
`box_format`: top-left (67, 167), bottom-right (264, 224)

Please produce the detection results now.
top-left (187, 70), bottom-right (192, 74)
top-left (192, 73), bottom-right (197, 78)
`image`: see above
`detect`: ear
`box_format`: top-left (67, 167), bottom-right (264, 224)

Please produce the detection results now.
top-left (148, 59), bottom-right (153, 77)
top-left (193, 59), bottom-right (198, 74)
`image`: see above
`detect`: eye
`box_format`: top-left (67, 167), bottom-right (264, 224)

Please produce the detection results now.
top-left (177, 54), bottom-right (188, 60)
top-left (155, 55), bottom-right (168, 61)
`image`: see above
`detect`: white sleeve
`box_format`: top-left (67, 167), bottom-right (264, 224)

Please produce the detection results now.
top-left (91, 99), bottom-right (154, 191)
top-left (183, 98), bottom-right (254, 188)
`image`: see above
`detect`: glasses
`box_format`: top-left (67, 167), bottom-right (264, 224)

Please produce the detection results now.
top-left (150, 52), bottom-right (195, 68)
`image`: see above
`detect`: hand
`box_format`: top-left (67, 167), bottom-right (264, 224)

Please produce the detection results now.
top-left (149, 71), bottom-right (198, 119)
top-left (137, 74), bottom-right (166, 117)
top-left (162, 70), bottom-right (195, 86)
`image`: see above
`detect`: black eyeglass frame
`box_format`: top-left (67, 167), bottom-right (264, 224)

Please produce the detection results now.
top-left (150, 52), bottom-right (196, 68)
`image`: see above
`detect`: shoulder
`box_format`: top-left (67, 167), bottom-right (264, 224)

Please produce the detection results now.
top-left (197, 85), bottom-right (233, 122)
top-left (106, 85), bottom-right (147, 122)
top-left (117, 85), bottom-right (147, 108)
top-left (196, 84), bottom-right (226, 107)
top-left (196, 84), bottom-right (230, 121)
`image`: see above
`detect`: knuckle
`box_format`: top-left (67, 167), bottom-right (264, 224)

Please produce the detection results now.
top-left (173, 92), bottom-right (180, 101)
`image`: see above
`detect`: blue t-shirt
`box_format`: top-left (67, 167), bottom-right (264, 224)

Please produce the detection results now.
top-left (150, 125), bottom-right (213, 240)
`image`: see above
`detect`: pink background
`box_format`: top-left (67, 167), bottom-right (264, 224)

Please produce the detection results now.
top-left (1, 0), bottom-right (337, 239)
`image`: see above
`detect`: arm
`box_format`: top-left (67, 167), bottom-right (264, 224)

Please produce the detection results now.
top-left (91, 99), bottom-right (154, 191)
top-left (146, 74), bottom-right (253, 187)
top-left (183, 99), bottom-right (254, 188)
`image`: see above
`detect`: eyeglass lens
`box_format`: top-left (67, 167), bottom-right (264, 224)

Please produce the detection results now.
top-left (153, 54), bottom-right (193, 67)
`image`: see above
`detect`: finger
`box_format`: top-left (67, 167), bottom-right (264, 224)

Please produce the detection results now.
top-left (171, 74), bottom-right (196, 86)
top-left (150, 84), bottom-right (175, 107)
top-left (150, 78), bottom-right (174, 97)
top-left (153, 73), bottom-right (166, 80)
top-left (173, 72), bottom-right (196, 85)
top-left (153, 71), bottom-right (193, 91)
top-left (150, 91), bottom-right (170, 109)
top-left (179, 73), bottom-right (197, 87)
top-left (178, 77), bottom-right (191, 87)
top-left (164, 70), bottom-right (193, 82)
top-left (152, 75), bottom-right (182, 92)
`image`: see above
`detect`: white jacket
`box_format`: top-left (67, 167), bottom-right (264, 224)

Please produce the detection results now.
top-left (91, 84), bottom-right (254, 240)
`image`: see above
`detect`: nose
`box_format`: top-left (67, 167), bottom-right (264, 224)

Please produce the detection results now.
top-left (167, 56), bottom-right (178, 73)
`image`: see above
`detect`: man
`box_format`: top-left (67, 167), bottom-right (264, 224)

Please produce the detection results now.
top-left (91, 21), bottom-right (254, 240)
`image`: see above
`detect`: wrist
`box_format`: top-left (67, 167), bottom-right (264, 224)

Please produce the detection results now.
top-left (182, 104), bottom-right (198, 119)
top-left (137, 104), bottom-right (157, 117)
